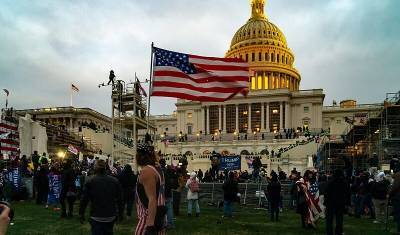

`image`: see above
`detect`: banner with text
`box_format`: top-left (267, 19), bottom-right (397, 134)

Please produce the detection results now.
top-left (219, 156), bottom-right (241, 171)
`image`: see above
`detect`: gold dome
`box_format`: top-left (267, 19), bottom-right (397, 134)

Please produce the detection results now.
top-left (226, 0), bottom-right (301, 91)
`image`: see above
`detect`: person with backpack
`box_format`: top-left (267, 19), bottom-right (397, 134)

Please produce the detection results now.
top-left (186, 172), bottom-right (200, 217)
top-left (222, 171), bottom-right (239, 218)
top-left (371, 172), bottom-right (390, 224)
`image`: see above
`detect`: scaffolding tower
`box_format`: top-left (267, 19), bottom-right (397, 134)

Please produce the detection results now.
top-left (111, 80), bottom-right (150, 167)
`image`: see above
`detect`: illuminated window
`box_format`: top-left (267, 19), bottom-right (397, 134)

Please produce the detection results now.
top-left (251, 76), bottom-right (256, 89)
top-left (304, 106), bottom-right (309, 113)
top-left (257, 75), bottom-right (262, 89)
top-left (272, 109), bottom-right (279, 114)
top-left (187, 113), bottom-right (193, 118)
top-left (286, 78), bottom-right (289, 88)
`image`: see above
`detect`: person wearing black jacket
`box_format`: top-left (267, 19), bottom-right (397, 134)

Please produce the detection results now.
top-left (267, 173), bottom-right (281, 222)
top-left (222, 172), bottom-right (238, 218)
top-left (60, 160), bottom-right (76, 218)
top-left (160, 159), bottom-right (178, 229)
top-left (118, 164), bottom-right (137, 219)
top-left (35, 165), bottom-right (49, 205)
top-left (324, 169), bottom-right (350, 235)
top-left (79, 160), bottom-right (123, 235)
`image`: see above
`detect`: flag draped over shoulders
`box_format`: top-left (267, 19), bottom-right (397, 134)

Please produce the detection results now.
top-left (296, 179), bottom-right (323, 227)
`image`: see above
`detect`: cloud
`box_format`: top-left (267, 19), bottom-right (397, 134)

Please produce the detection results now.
top-left (0, 0), bottom-right (399, 115)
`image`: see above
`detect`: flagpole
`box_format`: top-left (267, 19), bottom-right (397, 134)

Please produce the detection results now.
top-left (146, 42), bottom-right (154, 132)
top-left (70, 83), bottom-right (73, 107)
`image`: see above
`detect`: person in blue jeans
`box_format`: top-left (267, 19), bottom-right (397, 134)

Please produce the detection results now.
top-left (186, 172), bottom-right (200, 217)
top-left (222, 172), bottom-right (239, 218)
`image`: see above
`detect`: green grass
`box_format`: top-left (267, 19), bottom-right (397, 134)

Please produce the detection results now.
top-left (6, 201), bottom-right (396, 235)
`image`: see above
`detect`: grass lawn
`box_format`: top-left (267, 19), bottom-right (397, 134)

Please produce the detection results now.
top-left (6, 200), bottom-right (396, 235)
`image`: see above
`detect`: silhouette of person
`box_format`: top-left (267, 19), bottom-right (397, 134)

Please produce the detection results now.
top-left (108, 70), bottom-right (116, 85)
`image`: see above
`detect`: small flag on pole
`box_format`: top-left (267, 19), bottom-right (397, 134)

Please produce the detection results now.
top-left (71, 84), bottom-right (79, 92)
top-left (3, 89), bottom-right (9, 96)
top-left (135, 74), bottom-right (147, 97)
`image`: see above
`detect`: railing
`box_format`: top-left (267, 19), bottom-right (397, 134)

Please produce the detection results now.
top-left (176, 182), bottom-right (294, 208)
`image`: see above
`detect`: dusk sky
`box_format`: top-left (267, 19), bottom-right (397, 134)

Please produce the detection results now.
top-left (1, 0), bottom-right (399, 116)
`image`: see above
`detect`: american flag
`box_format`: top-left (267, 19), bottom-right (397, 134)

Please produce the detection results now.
top-left (67, 144), bottom-right (79, 155)
top-left (151, 47), bottom-right (249, 102)
top-left (0, 119), bottom-right (19, 157)
top-left (296, 180), bottom-right (323, 227)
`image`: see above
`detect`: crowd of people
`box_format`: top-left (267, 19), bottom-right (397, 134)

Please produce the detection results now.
top-left (2, 145), bottom-right (400, 235)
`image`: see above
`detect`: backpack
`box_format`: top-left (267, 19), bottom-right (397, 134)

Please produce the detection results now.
top-left (189, 179), bottom-right (199, 193)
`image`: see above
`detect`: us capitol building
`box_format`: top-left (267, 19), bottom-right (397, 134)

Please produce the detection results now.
top-left (147, 0), bottom-right (382, 172)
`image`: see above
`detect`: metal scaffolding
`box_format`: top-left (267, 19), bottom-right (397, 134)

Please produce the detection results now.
top-left (111, 80), bottom-right (149, 167)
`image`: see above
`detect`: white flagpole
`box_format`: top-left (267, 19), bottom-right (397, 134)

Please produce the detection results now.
top-left (146, 42), bottom-right (154, 132)
top-left (70, 84), bottom-right (73, 107)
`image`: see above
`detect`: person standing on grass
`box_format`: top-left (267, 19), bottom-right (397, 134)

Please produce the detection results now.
top-left (324, 169), bottom-right (350, 235)
top-left (35, 163), bottom-right (49, 205)
top-left (79, 159), bottom-right (123, 235)
top-left (135, 144), bottom-right (166, 235)
top-left (371, 172), bottom-right (390, 224)
top-left (390, 170), bottom-right (400, 234)
top-left (60, 160), bottom-right (76, 218)
top-left (267, 172), bottom-right (281, 222)
top-left (118, 164), bottom-right (137, 220)
top-left (186, 172), bottom-right (200, 217)
top-left (222, 171), bottom-right (238, 218)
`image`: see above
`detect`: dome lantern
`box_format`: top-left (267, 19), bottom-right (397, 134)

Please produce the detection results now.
top-left (251, 0), bottom-right (267, 20)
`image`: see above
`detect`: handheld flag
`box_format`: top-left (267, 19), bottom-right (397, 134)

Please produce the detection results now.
top-left (151, 47), bottom-right (249, 102)
top-left (135, 74), bottom-right (148, 97)
top-left (68, 144), bottom-right (79, 155)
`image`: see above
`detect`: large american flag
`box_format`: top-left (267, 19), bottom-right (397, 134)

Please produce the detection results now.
top-left (151, 47), bottom-right (249, 102)
top-left (0, 119), bottom-right (19, 157)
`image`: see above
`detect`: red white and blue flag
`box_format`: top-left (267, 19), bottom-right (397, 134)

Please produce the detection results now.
top-left (151, 47), bottom-right (249, 102)
top-left (67, 144), bottom-right (79, 155)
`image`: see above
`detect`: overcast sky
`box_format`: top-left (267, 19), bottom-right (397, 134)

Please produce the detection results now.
top-left (1, 0), bottom-right (399, 116)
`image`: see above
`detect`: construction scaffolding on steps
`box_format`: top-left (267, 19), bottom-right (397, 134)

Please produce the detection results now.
top-left (111, 80), bottom-right (152, 167)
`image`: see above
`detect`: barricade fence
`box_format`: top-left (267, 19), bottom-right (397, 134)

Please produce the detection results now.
top-left (177, 182), bottom-right (293, 208)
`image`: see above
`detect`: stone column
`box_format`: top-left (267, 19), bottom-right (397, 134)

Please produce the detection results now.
top-left (69, 118), bottom-right (73, 130)
top-left (222, 105), bottom-right (226, 133)
top-left (206, 106), bottom-right (210, 135)
top-left (235, 105), bottom-right (239, 133)
top-left (218, 106), bottom-right (222, 131)
top-left (266, 103), bottom-right (270, 132)
top-left (261, 103), bottom-right (265, 131)
top-left (247, 103), bottom-right (252, 133)
top-left (201, 107), bottom-right (205, 133)
top-left (285, 102), bottom-right (290, 129)
top-left (280, 102), bottom-right (283, 131)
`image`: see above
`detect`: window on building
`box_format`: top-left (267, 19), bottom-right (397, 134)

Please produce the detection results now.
top-left (272, 109), bottom-right (279, 114)
top-left (277, 54), bottom-right (280, 63)
top-left (336, 119), bottom-right (342, 124)
top-left (271, 53), bottom-right (275, 62)
top-left (187, 113), bottom-right (193, 118)
top-left (252, 53), bottom-right (255, 62)
top-left (245, 54), bottom-right (249, 62)
top-left (187, 125), bottom-right (192, 135)
top-left (303, 120), bottom-right (310, 126)
top-left (259, 52), bottom-right (262, 61)
top-left (265, 53), bottom-right (269, 61)
top-left (303, 106), bottom-right (309, 113)
top-left (165, 127), bottom-right (169, 131)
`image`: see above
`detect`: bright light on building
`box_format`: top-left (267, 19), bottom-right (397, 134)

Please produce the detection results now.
top-left (57, 151), bottom-right (65, 158)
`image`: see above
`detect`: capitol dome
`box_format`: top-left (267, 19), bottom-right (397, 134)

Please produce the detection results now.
top-left (226, 0), bottom-right (301, 91)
